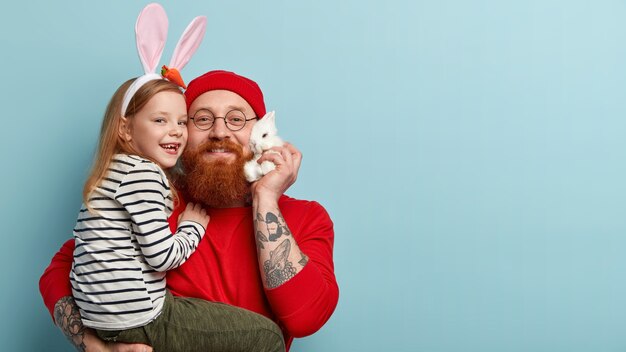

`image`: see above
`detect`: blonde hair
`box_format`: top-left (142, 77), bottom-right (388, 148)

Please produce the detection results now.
top-left (83, 78), bottom-right (184, 210)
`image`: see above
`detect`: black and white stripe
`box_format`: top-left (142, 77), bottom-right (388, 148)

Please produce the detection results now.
top-left (70, 154), bottom-right (205, 330)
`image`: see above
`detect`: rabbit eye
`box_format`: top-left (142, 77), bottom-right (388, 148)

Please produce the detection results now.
top-left (262, 133), bottom-right (268, 138)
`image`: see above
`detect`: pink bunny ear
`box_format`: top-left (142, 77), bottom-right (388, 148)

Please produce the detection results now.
top-left (135, 3), bottom-right (168, 74)
top-left (168, 16), bottom-right (207, 70)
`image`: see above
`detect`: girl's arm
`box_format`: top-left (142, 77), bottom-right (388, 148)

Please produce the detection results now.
top-left (115, 162), bottom-right (207, 271)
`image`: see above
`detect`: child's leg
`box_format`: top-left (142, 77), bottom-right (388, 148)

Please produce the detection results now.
top-left (144, 291), bottom-right (285, 352)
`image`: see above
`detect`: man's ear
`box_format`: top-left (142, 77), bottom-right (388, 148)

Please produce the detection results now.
top-left (119, 116), bottom-right (132, 142)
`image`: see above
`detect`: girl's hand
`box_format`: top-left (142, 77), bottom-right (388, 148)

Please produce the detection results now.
top-left (179, 202), bottom-right (210, 228)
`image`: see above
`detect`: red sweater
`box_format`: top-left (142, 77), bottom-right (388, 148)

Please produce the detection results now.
top-left (39, 195), bottom-right (339, 350)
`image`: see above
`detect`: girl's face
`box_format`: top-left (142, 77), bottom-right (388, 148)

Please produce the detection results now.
top-left (124, 91), bottom-right (188, 169)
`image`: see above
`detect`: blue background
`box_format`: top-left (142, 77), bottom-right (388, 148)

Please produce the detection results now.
top-left (2, 0), bottom-right (626, 351)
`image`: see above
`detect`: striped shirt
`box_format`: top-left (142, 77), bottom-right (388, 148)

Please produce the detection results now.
top-left (70, 154), bottom-right (205, 330)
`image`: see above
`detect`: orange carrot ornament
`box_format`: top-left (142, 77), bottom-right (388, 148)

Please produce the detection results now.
top-left (161, 65), bottom-right (186, 89)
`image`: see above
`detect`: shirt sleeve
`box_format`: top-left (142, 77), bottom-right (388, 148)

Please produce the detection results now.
top-left (39, 239), bottom-right (75, 321)
top-left (264, 201), bottom-right (339, 337)
top-left (115, 162), bottom-right (205, 272)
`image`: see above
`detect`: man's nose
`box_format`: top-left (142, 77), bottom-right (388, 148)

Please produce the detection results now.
top-left (208, 118), bottom-right (230, 139)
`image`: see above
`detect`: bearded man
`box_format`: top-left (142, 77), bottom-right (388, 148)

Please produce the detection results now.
top-left (40, 70), bottom-right (339, 352)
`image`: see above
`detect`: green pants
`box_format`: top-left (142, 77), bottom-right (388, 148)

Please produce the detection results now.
top-left (96, 291), bottom-right (285, 352)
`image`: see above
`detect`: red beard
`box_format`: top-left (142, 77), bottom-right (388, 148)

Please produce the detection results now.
top-left (180, 139), bottom-right (253, 208)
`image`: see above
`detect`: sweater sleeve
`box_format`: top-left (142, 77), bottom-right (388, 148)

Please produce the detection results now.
top-left (39, 239), bottom-right (75, 321)
top-left (264, 201), bottom-right (339, 337)
top-left (115, 162), bottom-right (205, 272)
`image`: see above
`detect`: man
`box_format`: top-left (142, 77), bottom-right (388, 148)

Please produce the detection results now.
top-left (40, 70), bottom-right (339, 351)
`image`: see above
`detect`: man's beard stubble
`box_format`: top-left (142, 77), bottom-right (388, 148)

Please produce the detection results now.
top-left (180, 139), bottom-right (253, 208)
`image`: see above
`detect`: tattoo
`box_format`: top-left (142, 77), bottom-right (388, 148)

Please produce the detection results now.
top-left (54, 296), bottom-right (86, 352)
top-left (269, 230), bottom-right (283, 241)
top-left (263, 239), bottom-right (297, 288)
top-left (259, 211), bottom-right (292, 242)
top-left (278, 213), bottom-right (291, 237)
top-left (264, 211), bottom-right (283, 242)
top-left (298, 251), bottom-right (309, 267)
top-left (256, 230), bottom-right (268, 249)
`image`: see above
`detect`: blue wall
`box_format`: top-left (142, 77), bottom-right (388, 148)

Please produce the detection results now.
top-left (2, 1), bottom-right (626, 351)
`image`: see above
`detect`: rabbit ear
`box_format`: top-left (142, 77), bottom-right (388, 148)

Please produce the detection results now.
top-left (135, 3), bottom-right (168, 74)
top-left (169, 16), bottom-right (207, 70)
top-left (264, 111), bottom-right (276, 123)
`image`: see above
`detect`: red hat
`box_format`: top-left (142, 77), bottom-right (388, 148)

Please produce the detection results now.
top-left (185, 70), bottom-right (266, 118)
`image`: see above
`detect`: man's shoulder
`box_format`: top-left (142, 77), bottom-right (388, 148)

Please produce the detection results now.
top-left (278, 194), bottom-right (322, 208)
top-left (278, 195), bottom-right (331, 219)
top-left (278, 195), bottom-right (334, 239)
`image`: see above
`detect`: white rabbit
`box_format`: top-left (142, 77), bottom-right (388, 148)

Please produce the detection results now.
top-left (244, 111), bottom-right (284, 182)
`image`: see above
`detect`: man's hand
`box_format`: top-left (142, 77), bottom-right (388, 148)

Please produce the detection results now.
top-left (83, 331), bottom-right (153, 352)
top-left (252, 142), bottom-right (302, 202)
top-left (102, 342), bottom-right (153, 352)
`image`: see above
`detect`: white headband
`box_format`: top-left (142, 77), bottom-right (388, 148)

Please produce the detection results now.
top-left (121, 3), bottom-right (207, 115)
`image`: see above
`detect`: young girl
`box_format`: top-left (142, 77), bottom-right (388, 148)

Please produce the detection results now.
top-left (69, 76), bottom-right (209, 339)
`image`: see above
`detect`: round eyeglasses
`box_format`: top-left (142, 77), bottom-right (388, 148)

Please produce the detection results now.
top-left (190, 109), bottom-right (258, 131)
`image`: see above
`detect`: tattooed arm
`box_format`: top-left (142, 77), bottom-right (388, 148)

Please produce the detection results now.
top-left (54, 296), bottom-right (88, 351)
top-left (53, 296), bottom-right (153, 352)
top-left (40, 241), bottom-right (102, 351)
top-left (254, 204), bottom-right (309, 288)
top-left (53, 296), bottom-right (114, 352)
top-left (41, 242), bottom-right (152, 352)
top-left (252, 143), bottom-right (307, 288)
top-left (252, 143), bottom-right (338, 337)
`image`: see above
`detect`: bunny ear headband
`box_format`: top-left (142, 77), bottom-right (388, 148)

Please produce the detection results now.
top-left (121, 3), bottom-right (207, 115)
